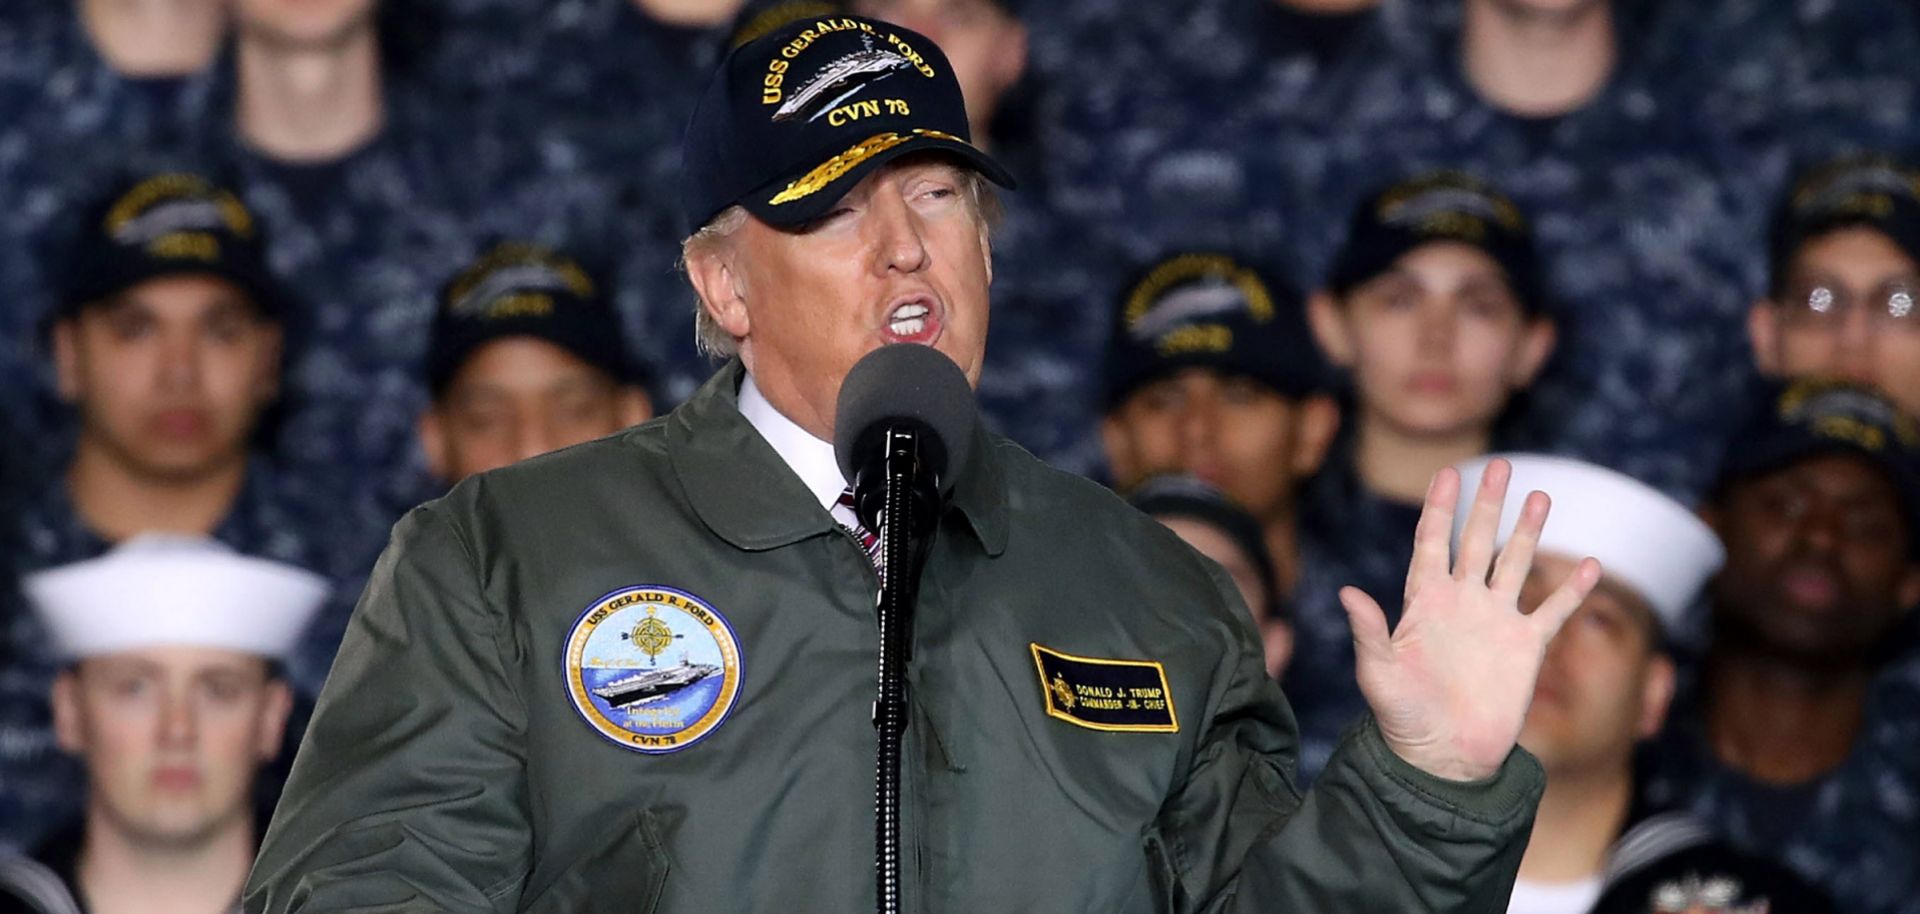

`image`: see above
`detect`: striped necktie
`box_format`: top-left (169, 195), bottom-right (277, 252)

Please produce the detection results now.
top-left (834, 488), bottom-right (885, 579)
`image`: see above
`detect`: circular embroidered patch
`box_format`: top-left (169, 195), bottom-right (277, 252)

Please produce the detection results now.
top-left (563, 585), bottom-right (744, 754)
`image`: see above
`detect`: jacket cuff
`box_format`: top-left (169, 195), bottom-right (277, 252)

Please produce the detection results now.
top-left (1344, 715), bottom-right (1546, 828)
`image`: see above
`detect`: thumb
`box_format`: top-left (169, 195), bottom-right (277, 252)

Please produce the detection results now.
top-left (1341, 585), bottom-right (1392, 666)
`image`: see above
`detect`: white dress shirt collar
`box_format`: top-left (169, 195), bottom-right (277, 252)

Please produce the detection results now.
top-left (738, 373), bottom-right (848, 511)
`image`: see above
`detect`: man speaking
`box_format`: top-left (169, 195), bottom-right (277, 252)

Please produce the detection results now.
top-left (244, 16), bottom-right (1599, 913)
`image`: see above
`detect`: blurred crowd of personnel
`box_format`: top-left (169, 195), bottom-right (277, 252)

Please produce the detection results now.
top-left (1, 0), bottom-right (1919, 912)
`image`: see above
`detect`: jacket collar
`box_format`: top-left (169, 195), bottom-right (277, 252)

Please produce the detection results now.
top-left (666, 360), bottom-right (1006, 556)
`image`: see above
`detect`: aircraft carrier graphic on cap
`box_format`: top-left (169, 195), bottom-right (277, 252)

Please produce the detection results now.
top-left (773, 40), bottom-right (911, 123)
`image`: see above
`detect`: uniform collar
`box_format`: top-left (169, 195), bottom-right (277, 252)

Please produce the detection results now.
top-left (666, 360), bottom-right (1006, 556)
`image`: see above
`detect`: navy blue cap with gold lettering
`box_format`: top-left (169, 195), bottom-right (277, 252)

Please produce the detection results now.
top-left (57, 172), bottom-right (284, 321)
top-left (1716, 378), bottom-right (1920, 551)
top-left (424, 242), bottom-right (643, 396)
top-left (1769, 153), bottom-right (1920, 293)
top-left (1104, 252), bottom-right (1329, 409)
top-left (680, 14), bottom-right (1015, 232)
top-left (1326, 169), bottom-right (1544, 315)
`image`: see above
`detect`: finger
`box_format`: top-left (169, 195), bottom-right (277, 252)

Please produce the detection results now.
top-left (1453, 457), bottom-right (1512, 583)
top-left (1404, 467), bottom-right (1462, 605)
top-left (1528, 556), bottom-right (1603, 640)
top-left (1488, 491), bottom-right (1551, 597)
top-left (1340, 586), bottom-right (1394, 666)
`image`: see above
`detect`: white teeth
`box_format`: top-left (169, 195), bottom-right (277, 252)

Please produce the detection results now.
top-left (887, 301), bottom-right (932, 337)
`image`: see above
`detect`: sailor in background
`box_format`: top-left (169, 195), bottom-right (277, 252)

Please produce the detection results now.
top-left (0, 539), bottom-right (327, 914)
top-left (1452, 455), bottom-right (1832, 914)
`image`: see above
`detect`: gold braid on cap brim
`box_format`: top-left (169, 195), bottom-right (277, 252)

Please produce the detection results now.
top-left (768, 129), bottom-right (965, 206)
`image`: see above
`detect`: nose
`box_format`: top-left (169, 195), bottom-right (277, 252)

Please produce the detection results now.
top-left (158, 685), bottom-right (198, 750)
top-left (1831, 305), bottom-right (1878, 370)
top-left (1178, 390), bottom-right (1220, 457)
top-left (869, 184), bottom-right (931, 276)
top-left (1793, 500), bottom-right (1842, 556)
top-left (515, 417), bottom-right (563, 465)
top-left (156, 328), bottom-right (203, 392)
top-left (1416, 303), bottom-right (1456, 359)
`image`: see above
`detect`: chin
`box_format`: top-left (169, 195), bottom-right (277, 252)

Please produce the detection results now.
top-left (136, 452), bottom-right (233, 484)
top-left (1384, 407), bottom-right (1480, 440)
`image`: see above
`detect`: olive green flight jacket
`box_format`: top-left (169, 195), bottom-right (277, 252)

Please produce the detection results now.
top-left (245, 361), bottom-right (1544, 913)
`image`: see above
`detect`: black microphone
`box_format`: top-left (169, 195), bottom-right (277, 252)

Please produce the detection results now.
top-left (833, 343), bottom-right (979, 537)
top-left (832, 343), bottom-right (978, 914)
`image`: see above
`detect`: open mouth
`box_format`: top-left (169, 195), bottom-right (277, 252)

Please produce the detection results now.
top-left (882, 295), bottom-right (943, 345)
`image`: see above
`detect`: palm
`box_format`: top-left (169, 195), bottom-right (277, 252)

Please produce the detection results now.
top-left (1343, 459), bottom-right (1600, 781)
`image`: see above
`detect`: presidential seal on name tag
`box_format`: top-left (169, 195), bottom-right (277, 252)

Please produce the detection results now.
top-left (1030, 643), bottom-right (1178, 733)
top-left (564, 586), bottom-right (744, 754)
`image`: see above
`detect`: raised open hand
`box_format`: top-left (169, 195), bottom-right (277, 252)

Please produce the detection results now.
top-left (1342, 457), bottom-right (1602, 782)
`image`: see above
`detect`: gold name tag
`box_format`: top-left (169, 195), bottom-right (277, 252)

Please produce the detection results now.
top-left (1030, 643), bottom-right (1178, 733)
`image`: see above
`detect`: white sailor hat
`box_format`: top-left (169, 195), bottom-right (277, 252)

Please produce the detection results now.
top-left (1452, 454), bottom-right (1725, 630)
top-left (23, 535), bottom-right (329, 661)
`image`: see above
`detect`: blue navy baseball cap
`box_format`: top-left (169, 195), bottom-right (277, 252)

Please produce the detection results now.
top-left (680, 14), bottom-right (1015, 232)
top-left (58, 172), bottom-right (284, 321)
top-left (1717, 378), bottom-right (1920, 550)
top-left (1769, 153), bottom-right (1920, 292)
top-left (1104, 252), bottom-right (1329, 409)
top-left (425, 242), bottom-right (643, 396)
top-left (1326, 169), bottom-right (1545, 315)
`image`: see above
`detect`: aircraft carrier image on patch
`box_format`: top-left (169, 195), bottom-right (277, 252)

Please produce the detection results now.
top-left (592, 657), bottom-right (722, 708)
top-left (773, 48), bottom-right (911, 123)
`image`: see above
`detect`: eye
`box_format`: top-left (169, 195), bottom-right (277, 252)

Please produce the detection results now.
top-left (1758, 488), bottom-right (1808, 521)
top-left (204, 314), bottom-right (251, 345)
top-left (1464, 295), bottom-right (1515, 320)
top-left (1136, 383), bottom-right (1185, 413)
top-left (1218, 377), bottom-right (1268, 407)
top-left (555, 393), bottom-right (605, 425)
top-left (1880, 283), bottom-right (1916, 321)
top-left (455, 403), bottom-right (511, 434)
top-left (1364, 282), bottom-right (1419, 312)
top-left (1843, 507), bottom-right (1901, 541)
top-left (203, 678), bottom-right (245, 703)
top-left (105, 311), bottom-right (156, 341)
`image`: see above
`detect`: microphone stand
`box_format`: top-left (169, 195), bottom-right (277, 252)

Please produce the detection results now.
top-left (863, 426), bottom-right (938, 914)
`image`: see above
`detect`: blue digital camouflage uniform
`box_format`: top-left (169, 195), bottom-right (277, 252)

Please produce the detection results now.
top-left (0, 1), bottom-right (219, 447)
top-left (1036, 0), bottom-right (1370, 286)
top-left (975, 191), bottom-right (1116, 478)
top-left (0, 457), bottom-right (383, 853)
top-left (1665, 0), bottom-right (1920, 167)
top-left (424, 0), bottom-right (732, 411)
top-left (1270, 0), bottom-right (1920, 781)
top-left (1284, 0), bottom-right (1774, 504)
top-left (1010, 0), bottom-right (1372, 476)
top-left (1282, 445), bottom-right (1422, 782)
top-left (160, 70), bottom-right (502, 521)
top-left (1640, 644), bottom-right (1920, 914)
